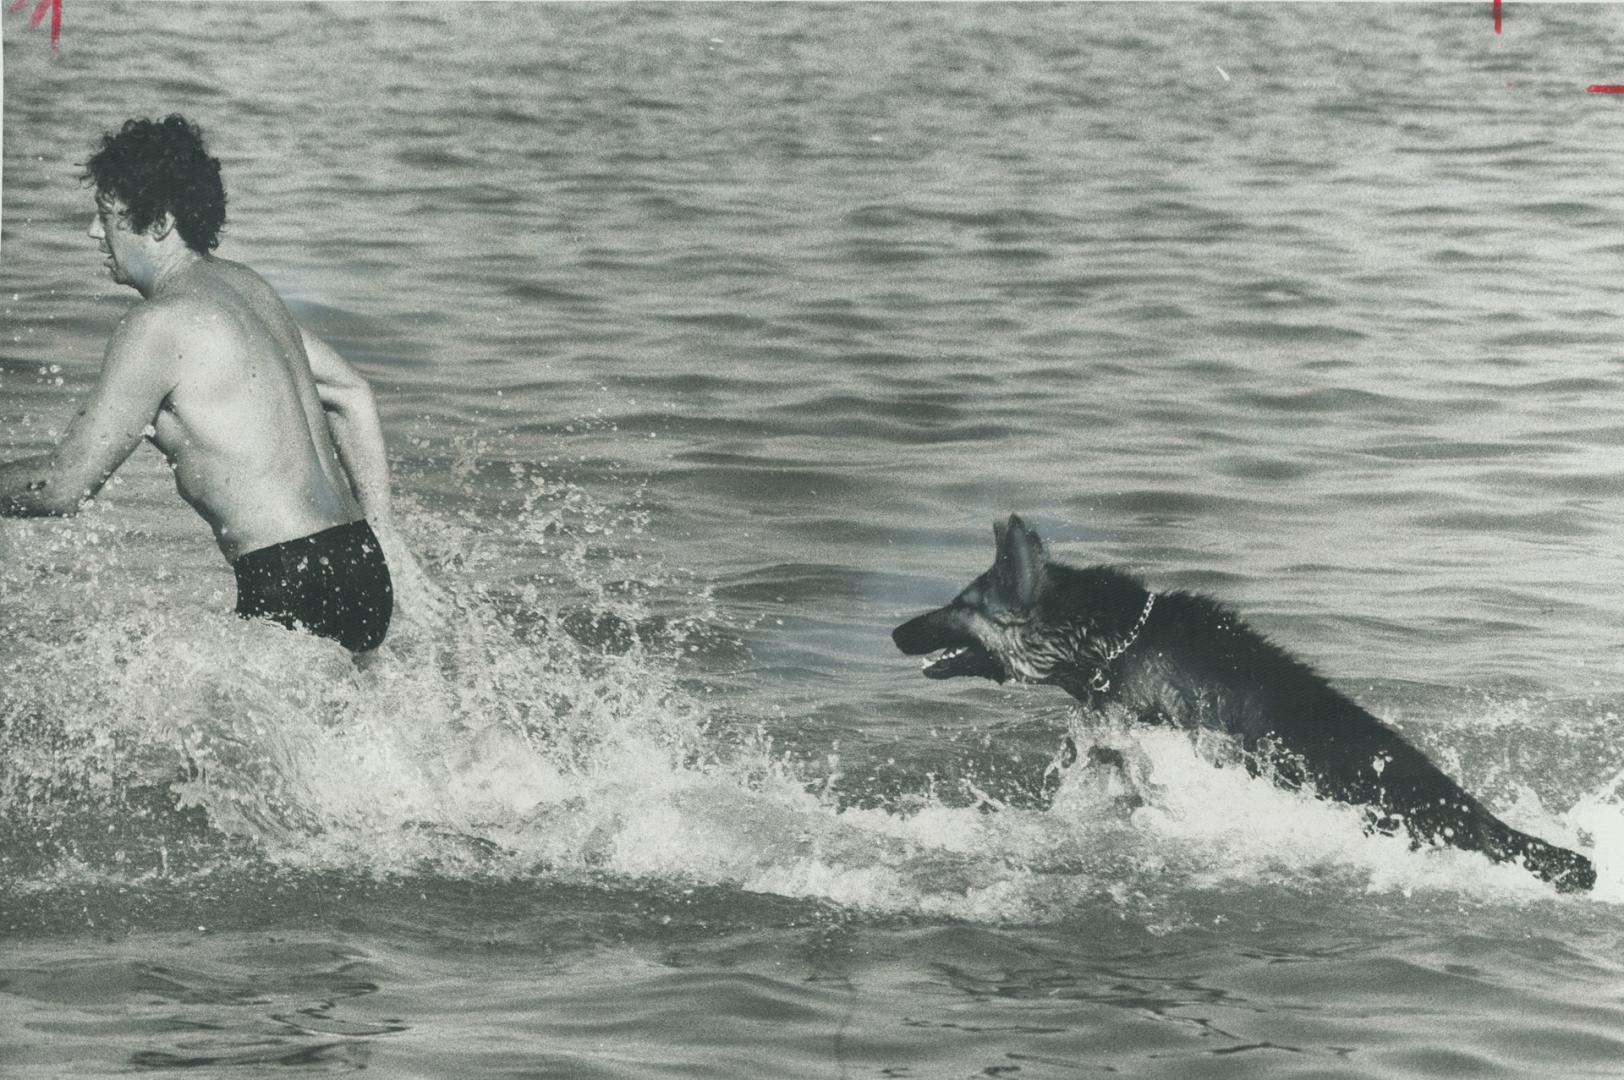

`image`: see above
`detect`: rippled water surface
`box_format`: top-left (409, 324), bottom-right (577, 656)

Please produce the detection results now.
top-left (7, 4), bottom-right (1624, 1078)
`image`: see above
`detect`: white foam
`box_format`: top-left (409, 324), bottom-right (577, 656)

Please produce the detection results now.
top-left (4, 487), bottom-right (1614, 921)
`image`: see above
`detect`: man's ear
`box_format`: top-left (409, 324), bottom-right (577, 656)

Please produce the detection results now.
top-left (148, 212), bottom-right (176, 241)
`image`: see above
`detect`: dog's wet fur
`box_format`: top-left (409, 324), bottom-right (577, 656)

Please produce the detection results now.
top-left (893, 515), bottom-right (1595, 893)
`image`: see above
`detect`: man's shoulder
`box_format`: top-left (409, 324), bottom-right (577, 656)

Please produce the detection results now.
top-left (94, 303), bottom-right (183, 396)
top-left (105, 297), bottom-right (243, 395)
top-left (129, 265), bottom-right (267, 338)
top-left (107, 296), bottom-right (219, 370)
top-left (108, 297), bottom-right (182, 352)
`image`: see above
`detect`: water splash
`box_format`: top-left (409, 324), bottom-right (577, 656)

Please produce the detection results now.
top-left (4, 478), bottom-right (1621, 925)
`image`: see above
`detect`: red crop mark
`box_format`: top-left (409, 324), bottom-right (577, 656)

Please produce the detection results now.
top-left (1589, 85), bottom-right (1624, 94)
top-left (9, 0), bottom-right (62, 49)
top-left (1494, 0), bottom-right (1502, 34)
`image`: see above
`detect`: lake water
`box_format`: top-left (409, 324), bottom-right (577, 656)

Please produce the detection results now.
top-left (7, 3), bottom-right (1624, 1077)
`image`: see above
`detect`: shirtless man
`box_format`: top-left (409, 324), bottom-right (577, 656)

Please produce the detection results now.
top-left (0, 115), bottom-right (402, 652)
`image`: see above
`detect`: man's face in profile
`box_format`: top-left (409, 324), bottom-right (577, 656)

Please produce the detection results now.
top-left (88, 193), bottom-right (145, 289)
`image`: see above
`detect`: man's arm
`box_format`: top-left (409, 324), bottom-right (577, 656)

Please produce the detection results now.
top-left (300, 327), bottom-right (451, 624)
top-left (300, 327), bottom-right (394, 527)
top-left (1, 310), bottom-right (174, 517)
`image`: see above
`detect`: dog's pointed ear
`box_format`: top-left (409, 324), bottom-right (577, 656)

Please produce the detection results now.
top-left (994, 514), bottom-right (1045, 609)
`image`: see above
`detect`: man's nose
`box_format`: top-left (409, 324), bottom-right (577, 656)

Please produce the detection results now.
top-left (88, 215), bottom-right (103, 240)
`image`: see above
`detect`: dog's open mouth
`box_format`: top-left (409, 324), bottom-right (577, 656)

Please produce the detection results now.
top-left (919, 642), bottom-right (1005, 682)
top-left (893, 608), bottom-right (1007, 683)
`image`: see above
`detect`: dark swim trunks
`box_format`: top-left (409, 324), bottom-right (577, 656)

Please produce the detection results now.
top-left (233, 520), bottom-right (394, 652)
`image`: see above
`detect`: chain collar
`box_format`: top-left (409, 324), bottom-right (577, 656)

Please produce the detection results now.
top-left (1089, 591), bottom-right (1156, 693)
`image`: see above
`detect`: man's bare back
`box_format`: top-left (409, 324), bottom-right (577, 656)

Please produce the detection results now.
top-left (140, 257), bottom-right (362, 559)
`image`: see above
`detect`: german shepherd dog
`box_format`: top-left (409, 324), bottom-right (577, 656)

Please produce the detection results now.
top-left (892, 516), bottom-right (1595, 893)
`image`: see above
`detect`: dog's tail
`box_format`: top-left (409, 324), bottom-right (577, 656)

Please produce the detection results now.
top-left (1485, 826), bottom-right (1595, 894)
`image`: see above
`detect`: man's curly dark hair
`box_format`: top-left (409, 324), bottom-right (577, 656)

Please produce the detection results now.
top-left (81, 115), bottom-right (227, 254)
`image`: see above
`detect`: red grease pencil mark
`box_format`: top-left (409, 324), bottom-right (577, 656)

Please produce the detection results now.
top-left (9, 0), bottom-right (62, 49)
top-left (1495, 0), bottom-right (1624, 96)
